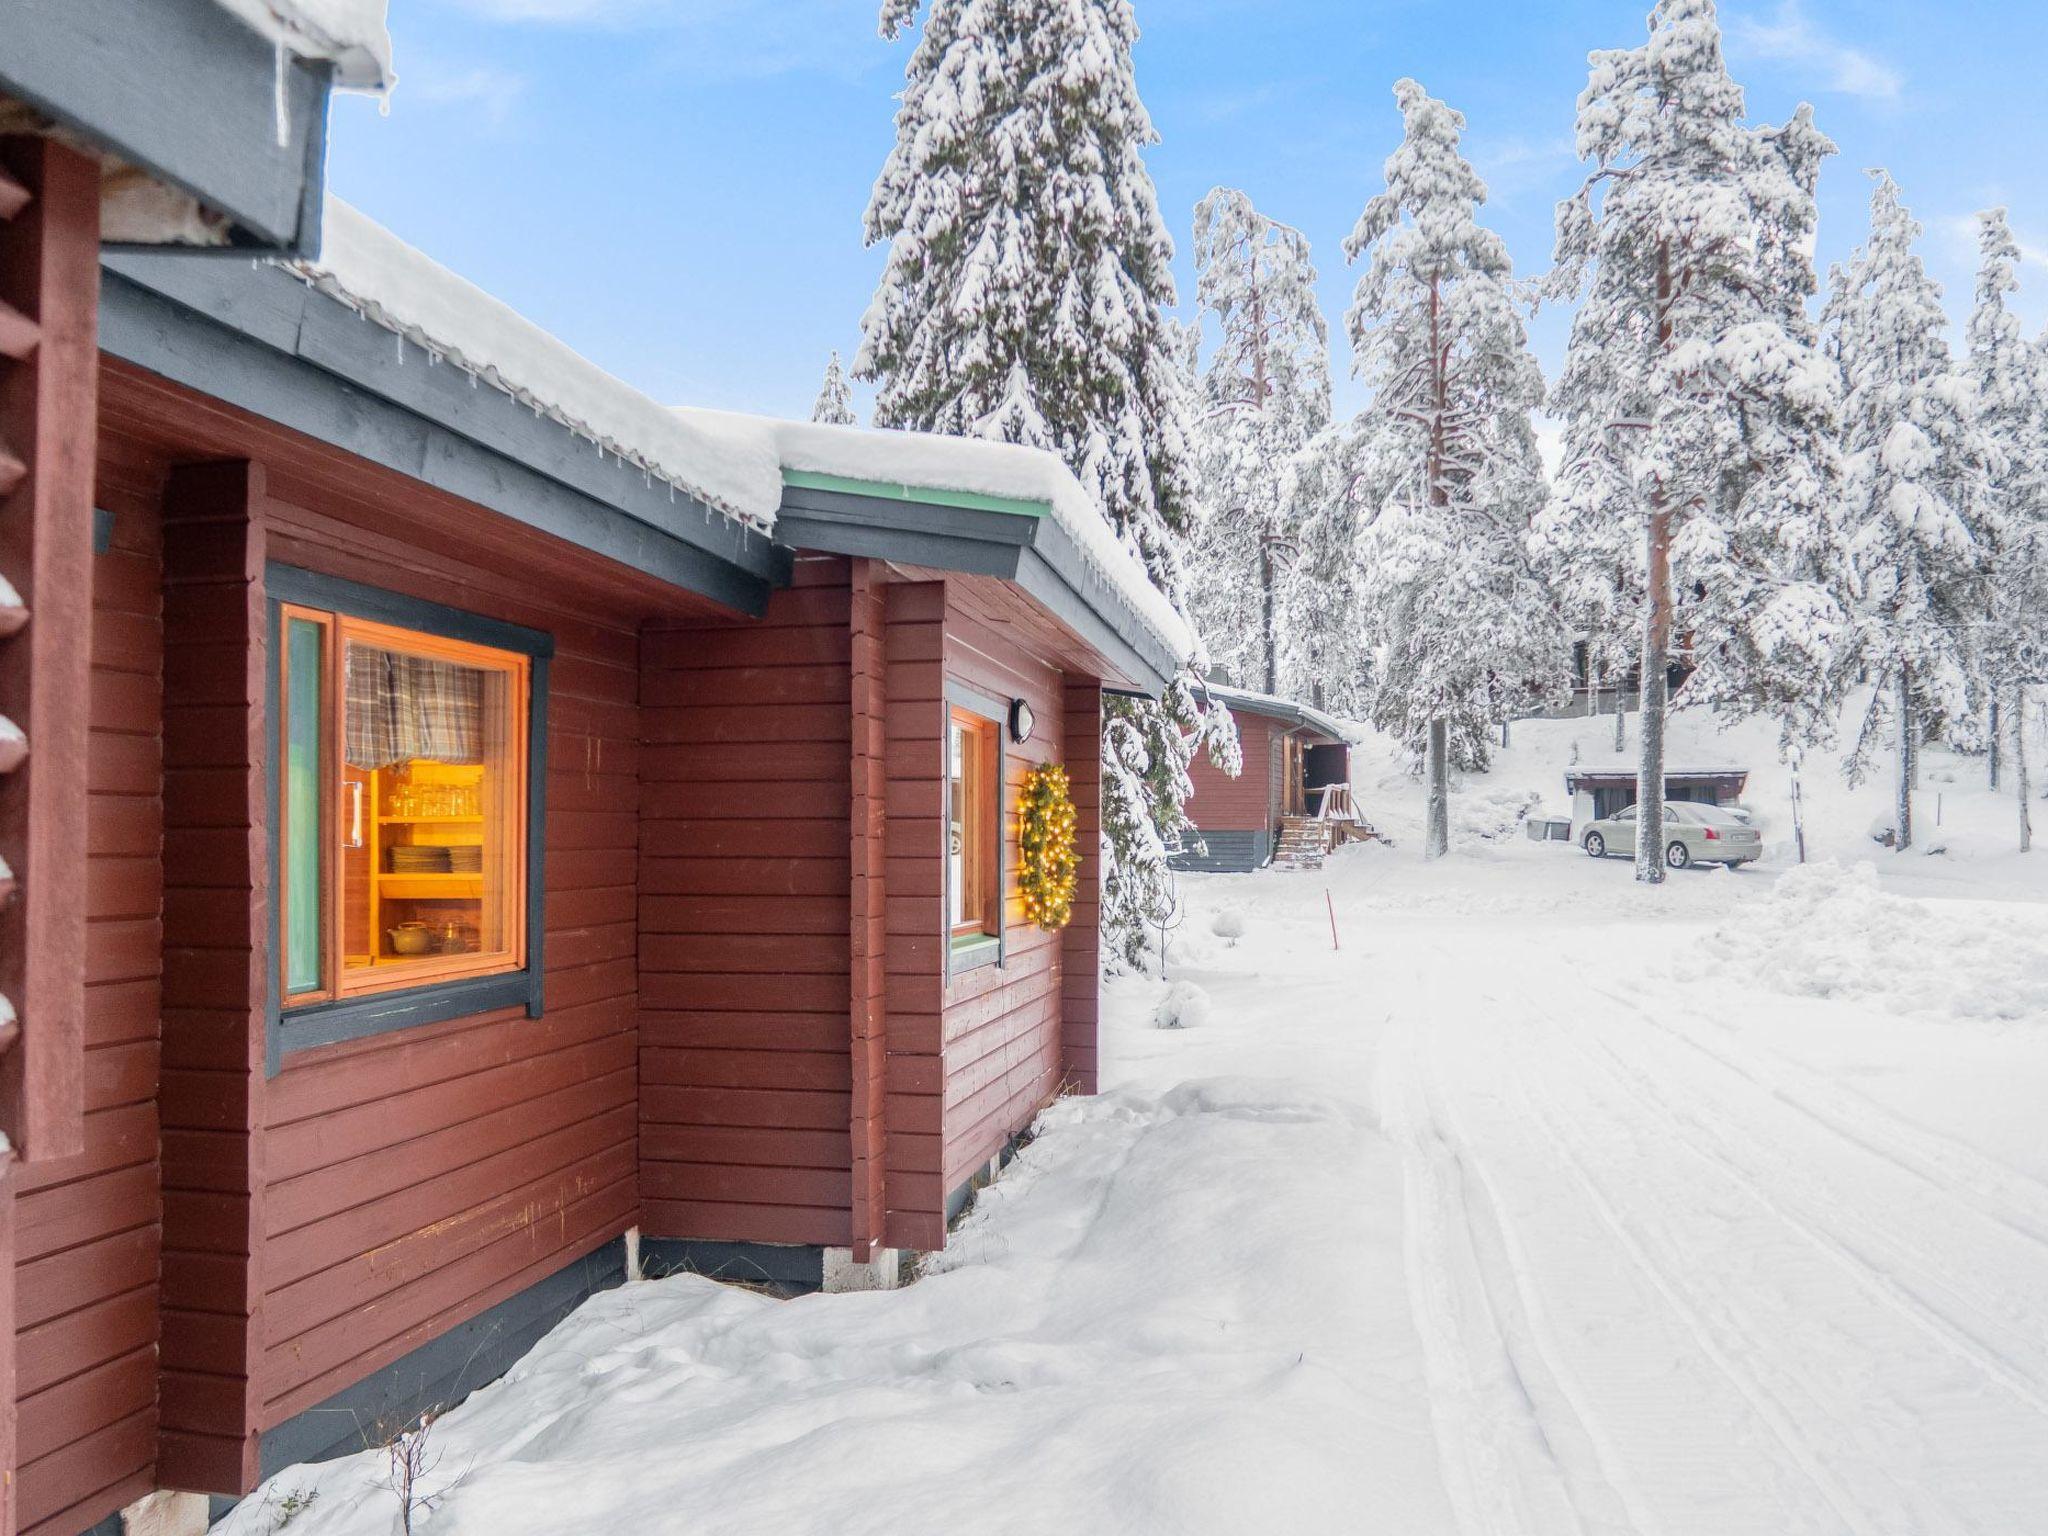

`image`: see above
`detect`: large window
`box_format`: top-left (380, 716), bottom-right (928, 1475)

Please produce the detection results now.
top-left (948, 706), bottom-right (1000, 943)
top-left (277, 602), bottom-right (533, 1010)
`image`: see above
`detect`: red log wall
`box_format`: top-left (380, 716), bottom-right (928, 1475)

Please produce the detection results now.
top-left (638, 557), bottom-right (855, 1251)
top-left (12, 419), bottom-right (165, 1536)
top-left (1184, 712), bottom-right (1276, 833)
top-left (935, 585), bottom-right (1071, 1204)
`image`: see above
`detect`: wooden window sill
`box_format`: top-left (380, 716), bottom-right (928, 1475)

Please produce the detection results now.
top-left (275, 970), bottom-right (539, 1058)
top-left (949, 933), bottom-right (1003, 976)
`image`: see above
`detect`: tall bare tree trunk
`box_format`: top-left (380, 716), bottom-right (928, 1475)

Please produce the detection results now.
top-left (1259, 537), bottom-right (1278, 695)
top-left (1613, 677), bottom-right (1626, 753)
top-left (1789, 746), bottom-right (1809, 865)
top-left (2016, 684), bottom-right (2032, 854)
top-left (1425, 716), bottom-right (1450, 860)
top-left (1637, 242), bottom-right (1673, 886)
top-left (1420, 271), bottom-right (1454, 862)
top-left (1636, 514), bottom-right (1671, 884)
top-left (1895, 668), bottom-right (1915, 852)
top-left (1989, 698), bottom-right (2002, 790)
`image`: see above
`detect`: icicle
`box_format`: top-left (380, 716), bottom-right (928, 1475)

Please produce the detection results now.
top-left (273, 37), bottom-right (290, 149)
top-left (394, 332), bottom-right (404, 365)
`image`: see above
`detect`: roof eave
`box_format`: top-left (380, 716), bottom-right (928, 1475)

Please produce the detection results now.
top-left (99, 254), bottom-right (784, 614)
top-left (775, 481), bottom-right (1177, 696)
top-left (4, 0), bottom-right (338, 254)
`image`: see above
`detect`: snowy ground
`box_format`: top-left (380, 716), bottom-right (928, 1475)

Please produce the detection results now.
top-left (220, 711), bottom-right (2048, 1536)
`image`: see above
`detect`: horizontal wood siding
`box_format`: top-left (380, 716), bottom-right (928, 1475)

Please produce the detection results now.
top-left (100, 365), bottom-right (664, 1495)
top-left (156, 458), bottom-right (268, 1498)
top-left (936, 591), bottom-right (1070, 1199)
top-left (1183, 712), bottom-right (1272, 833)
top-left (639, 559), bottom-right (854, 1250)
top-left (1059, 680), bottom-right (1102, 1095)
top-left (13, 423), bottom-right (166, 1536)
top-left (879, 582), bottom-right (946, 1252)
top-left (253, 494), bottom-right (643, 1440)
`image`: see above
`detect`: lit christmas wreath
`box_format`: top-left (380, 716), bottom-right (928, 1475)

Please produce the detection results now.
top-left (1017, 763), bottom-right (1080, 931)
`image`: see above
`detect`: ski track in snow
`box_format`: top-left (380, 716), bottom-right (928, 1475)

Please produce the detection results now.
top-left (1367, 922), bottom-right (2048, 1536)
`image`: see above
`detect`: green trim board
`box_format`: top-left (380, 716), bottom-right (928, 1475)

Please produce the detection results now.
top-left (777, 484), bottom-right (1177, 696)
top-left (782, 469), bottom-right (1053, 521)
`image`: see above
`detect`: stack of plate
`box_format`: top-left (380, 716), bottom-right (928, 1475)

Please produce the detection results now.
top-left (447, 845), bottom-right (483, 874)
top-left (390, 845), bottom-right (451, 874)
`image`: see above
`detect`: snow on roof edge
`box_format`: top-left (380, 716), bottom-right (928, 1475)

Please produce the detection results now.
top-left (210, 0), bottom-right (395, 93)
top-left (286, 200), bottom-right (779, 535)
top-left (673, 410), bottom-right (1195, 665)
top-left (1200, 683), bottom-right (1356, 743)
top-left (281, 203), bottom-right (1190, 668)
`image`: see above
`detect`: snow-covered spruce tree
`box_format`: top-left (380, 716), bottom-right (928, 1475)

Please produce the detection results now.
top-left (1185, 188), bottom-right (1332, 694)
top-left (858, 0), bottom-right (1236, 969)
top-left (1542, 0), bottom-right (1846, 884)
top-left (811, 350), bottom-right (857, 425)
top-left (1965, 207), bottom-right (2048, 841)
top-left (1825, 172), bottom-right (1996, 851)
top-left (1343, 79), bottom-right (1564, 859)
top-left (1275, 417), bottom-right (1375, 713)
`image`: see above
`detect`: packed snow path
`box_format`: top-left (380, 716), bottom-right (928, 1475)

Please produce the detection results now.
top-left (1380, 938), bottom-right (2048, 1534)
top-left (1113, 843), bottom-right (2048, 1536)
top-left (215, 817), bottom-right (2048, 1536)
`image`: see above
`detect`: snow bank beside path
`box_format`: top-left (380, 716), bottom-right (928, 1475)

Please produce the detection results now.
top-left (217, 1080), bottom-right (1436, 1536)
top-left (1686, 861), bottom-right (2048, 1022)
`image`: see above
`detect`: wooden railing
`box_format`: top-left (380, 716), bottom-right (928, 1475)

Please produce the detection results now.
top-left (1311, 782), bottom-right (1359, 822)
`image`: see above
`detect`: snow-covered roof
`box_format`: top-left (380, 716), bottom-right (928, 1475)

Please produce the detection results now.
top-left (1564, 767), bottom-right (1750, 780)
top-left (284, 200), bottom-right (1190, 663)
top-left (290, 200), bottom-right (777, 534)
top-left (1199, 683), bottom-right (1354, 743)
top-left (670, 410), bottom-right (1194, 661)
top-left (210, 0), bottom-right (394, 93)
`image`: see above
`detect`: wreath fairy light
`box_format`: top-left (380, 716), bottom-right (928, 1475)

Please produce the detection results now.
top-left (1017, 763), bottom-right (1080, 931)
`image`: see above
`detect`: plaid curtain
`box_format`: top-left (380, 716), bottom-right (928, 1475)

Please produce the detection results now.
top-left (345, 645), bottom-right (484, 769)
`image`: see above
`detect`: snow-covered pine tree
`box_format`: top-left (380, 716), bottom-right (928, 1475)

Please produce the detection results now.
top-left (1185, 188), bottom-right (1332, 694)
top-left (1825, 171), bottom-right (1996, 851)
top-left (858, 0), bottom-right (1235, 968)
top-left (1965, 207), bottom-right (2048, 845)
top-left (1343, 79), bottom-right (1564, 858)
top-left (811, 350), bottom-right (857, 425)
top-left (1542, 0), bottom-right (1847, 884)
top-left (1275, 417), bottom-right (1375, 714)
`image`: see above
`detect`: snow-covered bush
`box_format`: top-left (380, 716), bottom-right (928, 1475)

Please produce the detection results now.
top-left (1152, 980), bottom-right (1212, 1031)
top-left (1686, 862), bottom-right (2048, 1022)
top-left (1210, 909), bottom-right (1249, 946)
top-left (1452, 787), bottom-right (1540, 843)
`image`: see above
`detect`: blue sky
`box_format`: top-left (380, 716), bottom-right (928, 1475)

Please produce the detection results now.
top-left (330, 0), bottom-right (2048, 423)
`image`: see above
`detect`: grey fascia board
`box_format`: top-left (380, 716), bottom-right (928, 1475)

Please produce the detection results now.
top-left (1014, 548), bottom-right (1169, 697)
top-left (777, 484), bottom-right (1175, 696)
top-left (1199, 684), bottom-right (1348, 742)
top-left (3, 0), bottom-right (331, 251)
top-left (1023, 511), bottom-right (1180, 690)
top-left (772, 513), bottom-right (1025, 580)
top-left (98, 266), bottom-right (780, 614)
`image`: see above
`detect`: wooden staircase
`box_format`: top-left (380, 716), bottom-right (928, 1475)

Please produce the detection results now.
top-left (1273, 816), bottom-right (1337, 870)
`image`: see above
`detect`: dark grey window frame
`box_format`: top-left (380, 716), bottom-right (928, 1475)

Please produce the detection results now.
top-left (944, 683), bottom-right (1009, 981)
top-left (265, 564), bottom-right (552, 1069)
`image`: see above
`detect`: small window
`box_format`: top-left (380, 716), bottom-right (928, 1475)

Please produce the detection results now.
top-left (278, 605), bottom-right (531, 1007)
top-left (948, 707), bottom-right (1000, 940)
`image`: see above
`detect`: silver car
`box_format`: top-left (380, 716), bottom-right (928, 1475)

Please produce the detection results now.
top-left (1582, 801), bottom-right (1762, 869)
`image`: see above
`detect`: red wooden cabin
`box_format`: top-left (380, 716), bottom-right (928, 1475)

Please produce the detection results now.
top-left (1172, 686), bottom-right (1354, 871)
top-left (0, 15), bottom-right (1186, 1532)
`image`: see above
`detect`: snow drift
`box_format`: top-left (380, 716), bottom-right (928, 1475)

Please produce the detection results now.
top-left (216, 1080), bottom-right (1413, 1536)
top-left (1687, 861), bottom-right (2048, 1022)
